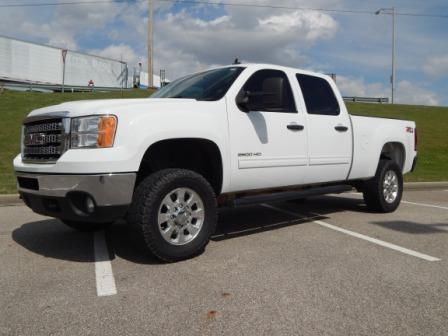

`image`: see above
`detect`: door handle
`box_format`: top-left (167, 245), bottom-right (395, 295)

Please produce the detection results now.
top-left (334, 125), bottom-right (349, 132)
top-left (287, 124), bottom-right (304, 131)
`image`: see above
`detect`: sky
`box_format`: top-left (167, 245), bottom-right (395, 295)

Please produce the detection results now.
top-left (0, 0), bottom-right (447, 106)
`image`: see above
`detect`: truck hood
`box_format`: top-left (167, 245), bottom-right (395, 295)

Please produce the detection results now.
top-left (26, 98), bottom-right (200, 119)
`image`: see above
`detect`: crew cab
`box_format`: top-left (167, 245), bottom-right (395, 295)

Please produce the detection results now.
top-left (14, 64), bottom-right (417, 261)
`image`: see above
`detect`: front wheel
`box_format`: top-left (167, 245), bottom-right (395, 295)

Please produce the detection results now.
top-left (128, 169), bottom-right (217, 262)
top-left (363, 159), bottom-right (403, 213)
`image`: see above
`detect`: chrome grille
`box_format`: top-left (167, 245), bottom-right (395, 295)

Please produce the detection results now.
top-left (23, 118), bottom-right (69, 162)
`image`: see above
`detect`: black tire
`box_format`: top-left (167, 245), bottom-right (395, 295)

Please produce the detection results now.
top-left (363, 159), bottom-right (403, 213)
top-left (128, 169), bottom-right (217, 262)
top-left (62, 220), bottom-right (112, 232)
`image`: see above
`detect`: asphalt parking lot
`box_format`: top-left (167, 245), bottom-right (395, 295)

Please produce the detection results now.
top-left (1, 189), bottom-right (447, 336)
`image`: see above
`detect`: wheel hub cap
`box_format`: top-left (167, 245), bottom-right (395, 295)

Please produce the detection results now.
top-left (174, 209), bottom-right (190, 226)
top-left (383, 170), bottom-right (399, 204)
top-left (158, 188), bottom-right (205, 246)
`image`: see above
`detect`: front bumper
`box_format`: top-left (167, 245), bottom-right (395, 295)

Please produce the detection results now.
top-left (16, 172), bottom-right (136, 223)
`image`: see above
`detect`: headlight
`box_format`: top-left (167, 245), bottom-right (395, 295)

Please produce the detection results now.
top-left (70, 115), bottom-right (117, 148)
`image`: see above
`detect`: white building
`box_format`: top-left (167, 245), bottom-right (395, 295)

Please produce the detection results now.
top-left (0, 35), bottom-right (128, 88)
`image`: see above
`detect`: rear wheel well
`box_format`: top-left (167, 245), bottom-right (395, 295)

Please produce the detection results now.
top-left (137, 138), bottom-right (223, 195)
top-left (379, 142), bottom-right (405, 171)
top-left (355, 142), bottom-right (406, 192)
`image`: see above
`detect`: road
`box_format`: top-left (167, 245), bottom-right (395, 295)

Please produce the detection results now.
top-left (1, 190), bottom-right (447, 336)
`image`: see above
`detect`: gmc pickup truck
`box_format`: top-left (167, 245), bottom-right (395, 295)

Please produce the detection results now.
top-left (14, 64), bottom-right (417, 261)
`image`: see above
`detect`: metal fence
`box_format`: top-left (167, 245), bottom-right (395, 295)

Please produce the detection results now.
top-left (343, 96), bottom-right (389, 104)
top-left (0, 81), bottom-right (134, 93)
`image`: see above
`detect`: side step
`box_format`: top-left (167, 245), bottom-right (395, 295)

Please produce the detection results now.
top-left (232, 185), bottom-right (353, 207)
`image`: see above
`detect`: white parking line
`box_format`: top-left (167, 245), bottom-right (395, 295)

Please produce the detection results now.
top-left (349, 192), bottom-right (448, 211)
top-left (402, 200), bottom-right (448, 211)
top-left (94, 231), bottom-right (117, 297)
top-left (262, 204), bottom-right (441, 262)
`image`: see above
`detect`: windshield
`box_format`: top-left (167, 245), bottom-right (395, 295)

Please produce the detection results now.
top-left (151, 67), bottom-right (245, 101)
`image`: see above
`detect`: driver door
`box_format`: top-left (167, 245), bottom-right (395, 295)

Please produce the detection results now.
top-left (227, 69), bottom-right (309, 192)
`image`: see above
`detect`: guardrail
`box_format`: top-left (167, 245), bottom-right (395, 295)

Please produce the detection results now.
top-left (343, 96), bottom-right (389, 104)
top-left (0, 81), bottom-right (132, 93)
top-left (1, 82), bottom-right (390, 103)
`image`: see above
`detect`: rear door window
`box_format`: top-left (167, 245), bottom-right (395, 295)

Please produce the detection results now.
top-left (296, 74), bottom-right (340, 116)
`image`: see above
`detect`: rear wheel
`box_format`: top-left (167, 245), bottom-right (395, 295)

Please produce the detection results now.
top-left (363, 159), bottom-right (403, 213)
top-left (62, 220), bottom-right (112, 232)
top-left (128, 169), bottom-right (217, 262)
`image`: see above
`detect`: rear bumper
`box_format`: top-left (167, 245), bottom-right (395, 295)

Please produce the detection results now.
top-left (16, 172), bottom-right (136, 223)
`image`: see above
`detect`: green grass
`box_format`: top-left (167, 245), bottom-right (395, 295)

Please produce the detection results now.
top-left (0, 91), bottom-right (447, 194)
top-left (346, 102), bottom-right (448, 182)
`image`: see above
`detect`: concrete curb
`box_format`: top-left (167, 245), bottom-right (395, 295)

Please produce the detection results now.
top-left (0, 181), bottom-right (447, 206)
top-left (404, 182), bottom-right (448, 191)
top-left (0, 194), bottom-right (22, 206)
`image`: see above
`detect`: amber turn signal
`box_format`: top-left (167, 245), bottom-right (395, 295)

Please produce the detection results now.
top-left (97, 116), bottom-right (117, 148)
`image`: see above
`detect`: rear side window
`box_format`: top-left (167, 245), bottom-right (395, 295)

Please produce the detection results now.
top-left (239, 70), bottom-right (296, 113)
top-left (296, 74), bottom-right (340, 116)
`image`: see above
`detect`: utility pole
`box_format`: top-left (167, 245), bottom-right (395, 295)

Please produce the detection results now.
top-left (391, 7), bottom-right (396, 104)
top-left (376, 7), bottom-right (396, 104)
top-left (61, 49), bottom-right (67, 93)
top-left (147, 0), bottom-right (154, 88)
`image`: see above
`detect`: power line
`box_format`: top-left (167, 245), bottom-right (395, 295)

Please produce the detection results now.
top-left (393, 11), bottom-right (448, 18)
top-left (0, 0), bottom-right (447, 18)
top-left (0, 0), bottom-right (114, 7)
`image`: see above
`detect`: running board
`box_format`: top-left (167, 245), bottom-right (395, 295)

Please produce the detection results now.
top-left (232, 185), bottom-right (353, 207)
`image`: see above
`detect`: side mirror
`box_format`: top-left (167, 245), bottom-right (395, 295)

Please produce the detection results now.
top-left (236, 90), bottom-right (251, 112)
top-left (236, 78), bottom-right (284, 112)
top-left (236, 91), bottom-right (268, 112)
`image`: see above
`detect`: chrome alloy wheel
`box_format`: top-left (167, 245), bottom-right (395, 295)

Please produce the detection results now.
top-left (157, 188), bottom-right (205, 246)
top-left (383, 170), bottom-right (399, 204)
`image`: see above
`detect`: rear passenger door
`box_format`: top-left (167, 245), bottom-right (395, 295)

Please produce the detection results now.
top-left (296, 74), bottom-right (352, 184)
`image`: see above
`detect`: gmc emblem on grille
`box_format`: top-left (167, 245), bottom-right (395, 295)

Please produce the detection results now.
top-left (24, 133), bottom-right (47, 146)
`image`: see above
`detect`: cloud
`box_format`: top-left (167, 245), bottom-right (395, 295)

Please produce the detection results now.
top-left (337, 76), bottom-right (388, 98)
top-left (1, 0), bottom-right (126, 50)
top-left (395, 80), bottom-right (439, 106)
top-left (151, 8), bottom-right (338, 80)
top-left (0, 0), bottom-right (446, 105)
top-left (21, 22), bottom-right (79, 50)
top-left (423, 55), bottom-right (448, 78)
top-left (337, 76), bottom-right (440, 106)
top-left (258, 11), bottom-right (337, 40)
top-left (88, 44), bottom-right (143, 66)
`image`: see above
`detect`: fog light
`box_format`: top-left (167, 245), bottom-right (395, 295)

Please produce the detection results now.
top-left (86, 196), bottom-right (95, 214)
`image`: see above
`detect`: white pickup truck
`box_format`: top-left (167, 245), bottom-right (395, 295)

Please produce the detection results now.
top-left (14, 64), bottom-right (417, 261)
